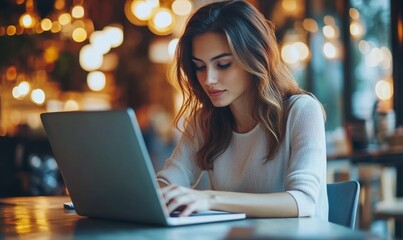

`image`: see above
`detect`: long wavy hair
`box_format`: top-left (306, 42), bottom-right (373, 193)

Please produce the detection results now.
top-left (173, 0), bottom-right (307, 170)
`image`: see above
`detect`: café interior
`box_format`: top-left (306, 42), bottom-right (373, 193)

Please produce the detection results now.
top-left (0, 0), bottom-right (402, 239)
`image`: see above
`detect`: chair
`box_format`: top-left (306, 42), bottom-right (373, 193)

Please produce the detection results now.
top-left (327, 180), bottom-right (360, 229)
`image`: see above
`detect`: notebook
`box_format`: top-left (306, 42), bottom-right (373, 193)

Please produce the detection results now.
top-left (40, 109), bottom-right (245, 226)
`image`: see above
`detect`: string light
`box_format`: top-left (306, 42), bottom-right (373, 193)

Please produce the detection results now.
top-left (148, 8), bottom-right (175, 35)
top-left (31, 89), bottom-right (46, 105)
top-left (171, 0), bottom-right (192, 16)
top-left (87, 71), bottom-right (106, 91)
top-left (58, 13), bottom-right (72, 26)
top-left (125, 0), bottom-right (191, 36)
top-left (40, 18), bottom-right (52, 31)
top-left (71, 5), bottom-right (85, 19)
top-left (375, 80), bottom-right (393, 100)
top-left (323, 42), bottom-right (337, 59)
top-left (72, 27), bottom-right (87, 42)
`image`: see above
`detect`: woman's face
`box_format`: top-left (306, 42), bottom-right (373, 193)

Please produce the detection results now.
top-left (192, 32), bottom-right (253, 109)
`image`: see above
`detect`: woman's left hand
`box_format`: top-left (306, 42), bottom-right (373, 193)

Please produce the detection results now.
top-left (160, 184), bottom-right (212, 216)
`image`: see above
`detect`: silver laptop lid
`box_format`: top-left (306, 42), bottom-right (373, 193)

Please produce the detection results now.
top-left (41, 109), bottom-right (169, 225)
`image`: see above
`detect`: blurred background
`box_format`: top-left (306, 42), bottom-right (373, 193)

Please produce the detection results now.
top-left (0, 0), bottom-right (402, 238)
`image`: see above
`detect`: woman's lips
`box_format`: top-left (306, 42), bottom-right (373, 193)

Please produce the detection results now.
top-left (208, 89), bottom-right (226, 97)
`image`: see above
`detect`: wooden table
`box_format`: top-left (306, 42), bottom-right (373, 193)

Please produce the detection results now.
top-left (0, 196), bottom-right (380, 239)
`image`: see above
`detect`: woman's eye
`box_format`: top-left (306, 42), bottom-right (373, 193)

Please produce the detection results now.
top-left (217, 62), bottom-right (231, 69)
top-left (195, 65), bottom-right (206, 72)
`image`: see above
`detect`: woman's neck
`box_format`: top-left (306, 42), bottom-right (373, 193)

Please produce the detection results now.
top-left (230, 103), bottom-right (257, 134)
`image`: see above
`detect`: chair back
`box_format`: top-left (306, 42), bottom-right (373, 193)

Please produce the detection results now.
top-left (327, 180), bottom-right (360, 229)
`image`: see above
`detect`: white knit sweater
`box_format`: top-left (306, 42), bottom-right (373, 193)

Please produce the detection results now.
top-left (157, 94), bottom-right (328, 220)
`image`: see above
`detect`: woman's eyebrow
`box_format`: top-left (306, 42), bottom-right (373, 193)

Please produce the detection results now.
top-left (192, 53), bottom-right (232, 62)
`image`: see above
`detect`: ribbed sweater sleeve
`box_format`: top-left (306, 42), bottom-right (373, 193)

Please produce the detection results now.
top-left (156, 125), bottom-right (203, 188)
top-left (285, 96), bottom-right (327, 217)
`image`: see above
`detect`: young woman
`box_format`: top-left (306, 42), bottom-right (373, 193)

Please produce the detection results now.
top-left (157, 0), bottom-right (328, 220)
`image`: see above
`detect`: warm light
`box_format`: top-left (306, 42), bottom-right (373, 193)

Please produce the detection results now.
top-left (302, 18), bottom-right (318, 33)
top-left (132, 0), bottom-right (153, 21)
top-left (0, 27), bottom-right (5, 36)
top-left (168, 38), bottom-right (179, 60)
top-left (44, 45), bottom-right (59, 63)
top-left (41, 18), bottom-right (52, 31)
top-left (149, 8), bottom-right (175, 35)
top-left (14, 206), bottom-right (31, 234)
top-left (54, 0), bottom-right (65, 10)
top-left (324, 15), bottom-right (335, 26)
top-left (12, 86), bottom-right (23, 99)
top-left (323, 25), bottom-right (336, 39)
top-left (51, 21), bottom-right (62, 33)
top-left (6, 25), bottom-right (17, 35)
top-left (125, 0), bottom-right (147, 26)
top-left (146, 0), bottom-right (159, 8)
top-left (6, 66), bottom-right (17, 81)
top-left (79, 45), bottom-right (103, 71)
top-left (90, 31), bottom-right (111, 54)
top-left (27, 114), bottom-right (42, 129)
top-left (19, 13), bottom-right (36, 28)
top-left (350, 21), bottom-right (364, 38)
top-left (103, 26), bottom-right (124, 48)
top-left (282, 0), bottom-right (296, 12)
top-left (375, 80), bottom-right (393, 100)
top-left (87, 71), bottom-right (106, 91)
top-left (72, 5), bottom-right (85, 19)
top-left (18, 81), bottom-right (31, 96)
top-left (153, 9), bottom-right (173, 29)
top-left (58, 13), bottom-right (72, 26)
top-left (72, 27), bottom-right (87, 42)
top-left (172, 0), bottom-right (192, 16)
top-left (349, 8), bottom-right (360, 20)
top-left (47, 100), bottom-right (63, 112)
top-left (64, 100), bottom-right (80, 111)
top-left (281, 42), bottom-right (309, 64)
top-left (31, 89), bottom-right (46, 105)
top-left (149, 39), bottom-right (170, 63)
top-left (281, 44), bottom-right (299, 64)
top-left (294, 42), bottom-right (309, 61)
top-left (323, 42), bottom-right (337, 59)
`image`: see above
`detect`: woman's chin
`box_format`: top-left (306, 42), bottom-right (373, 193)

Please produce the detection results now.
top-left (211, 101), bottom-right (230, 108)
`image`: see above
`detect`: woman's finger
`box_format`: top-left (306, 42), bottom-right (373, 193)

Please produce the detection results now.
top-left (166, 193), bottom-right (194, 213)
top-left (161, 185), bottom-right (186, 203)
top-left (179, 203), bottom-right (198, 217)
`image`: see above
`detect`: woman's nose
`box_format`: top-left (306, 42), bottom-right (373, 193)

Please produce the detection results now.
top-left (206, 68), bottom-right (218, 85)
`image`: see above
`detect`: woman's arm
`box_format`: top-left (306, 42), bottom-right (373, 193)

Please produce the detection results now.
top-left (156, 122), bottom-right (204, 188)
top-left (160, 184), bottom-right (298, 217)
top-left (159, 96), bottom-right (325, 218)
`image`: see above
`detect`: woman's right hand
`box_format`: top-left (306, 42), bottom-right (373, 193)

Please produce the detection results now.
top-left (160, 184), bottom-right (213, 217)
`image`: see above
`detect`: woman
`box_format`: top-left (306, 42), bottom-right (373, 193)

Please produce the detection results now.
top-left (157, 0), bottom-right (328, 220)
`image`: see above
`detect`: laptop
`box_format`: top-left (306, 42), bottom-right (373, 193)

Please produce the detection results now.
top-left (40, 109), bottom-right (245, 226)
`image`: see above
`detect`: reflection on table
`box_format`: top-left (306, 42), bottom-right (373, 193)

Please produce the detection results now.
top-left (0, 196), bottom-right (381, 239)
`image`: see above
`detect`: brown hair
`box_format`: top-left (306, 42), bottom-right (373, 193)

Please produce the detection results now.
top-left (173, 0), bottom-right (307, 170)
